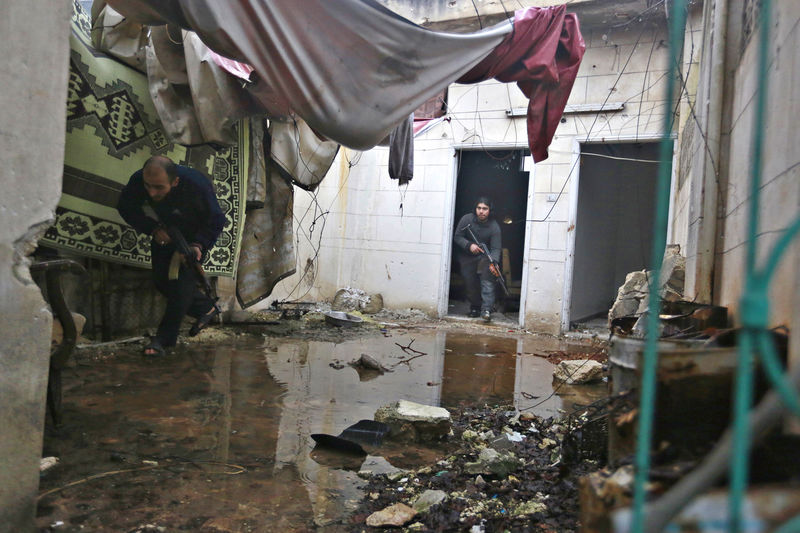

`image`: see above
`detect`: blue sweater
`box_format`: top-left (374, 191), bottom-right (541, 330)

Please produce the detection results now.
top-left (117, 165), bottom-right (225, 252)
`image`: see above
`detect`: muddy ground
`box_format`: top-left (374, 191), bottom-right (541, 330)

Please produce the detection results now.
top-left (37, 311), bottom-right (609, 532)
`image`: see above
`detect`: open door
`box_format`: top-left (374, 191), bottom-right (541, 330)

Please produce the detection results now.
top-left (567, 142), bottom-right (665, 328)
top-left (448, 149), bottom-right (530, 323)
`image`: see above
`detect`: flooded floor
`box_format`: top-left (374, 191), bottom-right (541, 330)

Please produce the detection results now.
top-left (37, 328), bottom-right (606, 531)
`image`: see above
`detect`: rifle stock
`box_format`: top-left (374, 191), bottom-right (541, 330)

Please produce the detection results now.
top-left (465, 224), bottom-right (509, 297)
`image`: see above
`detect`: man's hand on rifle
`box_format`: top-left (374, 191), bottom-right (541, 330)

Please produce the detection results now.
top-left (153, 227), bottom-right (172, 246)
top-left (469, 243), bottom-right (483, 255)
top-left (184, 245), bottom-right (202, 263)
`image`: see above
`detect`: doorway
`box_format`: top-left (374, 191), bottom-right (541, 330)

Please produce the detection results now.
top-left (447, 149), bottom-right (530, 322)
top-left (567, 142), bottom-right (665, 327)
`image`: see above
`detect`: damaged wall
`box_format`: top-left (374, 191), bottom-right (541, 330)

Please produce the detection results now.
top-left (0, 0), bottom-right (71, 529)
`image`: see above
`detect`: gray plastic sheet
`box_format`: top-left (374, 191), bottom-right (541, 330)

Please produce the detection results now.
top-left (107, 0), bottom-right (510, 150)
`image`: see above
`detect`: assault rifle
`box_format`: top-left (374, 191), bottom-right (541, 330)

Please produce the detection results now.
top-left (164, 224), bottom-right (215, 299)
top-left (465, 224), bottom-right (509, 297)
top-left (142, 205), bottom-right (215, 300)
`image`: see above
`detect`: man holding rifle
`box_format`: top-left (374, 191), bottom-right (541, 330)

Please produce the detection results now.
top-left (117, 155), bottom-right (225, 356)
top-left (453, 197), bottom-right (503, 322)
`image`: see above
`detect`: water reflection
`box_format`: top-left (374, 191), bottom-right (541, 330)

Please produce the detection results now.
top-left (39, 330), bottom-right (605, 531)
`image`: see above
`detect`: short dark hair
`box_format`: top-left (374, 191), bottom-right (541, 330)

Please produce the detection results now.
top-left (475, 196), bottom-right (493, 211)
top-left (143, 155), bottom-right (178, 182)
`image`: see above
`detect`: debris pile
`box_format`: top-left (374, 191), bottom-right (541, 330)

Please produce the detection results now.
top-left (332, 287), bottom-right (384, 314)
top-left (351, 405), bottom-right (599, 532)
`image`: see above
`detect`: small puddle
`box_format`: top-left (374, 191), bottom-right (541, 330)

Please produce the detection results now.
top-left (38, 330), bottom-right (606, 531)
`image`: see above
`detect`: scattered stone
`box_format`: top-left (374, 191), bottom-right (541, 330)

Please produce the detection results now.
top-left (553, 359), bottom-right (604, 384)
top-left (474, 475), bottom-right (486, 487)
top-left (332, 287), bottom-right (370, 312)
top-left (607, 270), bottom-right (649, 325)
top-left (365, 503), bottom-right (417, 527)
top-left (513, 500), bottom-right (547, 516)
top-left (464, 448), bottom-right (523, 478)
top-left (350, 353), bottom-right (390, 374)
top-left (462, 429), bottom-right (479, 441)
top-left (362, 293), bottom-right (384, 314)
top-left (490, 433), bottom-right (517, 452)
top-left (40, 456), bottom-right (59, 472)
top-left (412, 489), bottom-right (447, 513)
top-left (374, 400), bottom-right (451, 442)
top-left (608, 246), bottom-right (686, 329)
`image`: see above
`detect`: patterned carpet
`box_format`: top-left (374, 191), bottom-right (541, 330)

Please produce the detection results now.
top-left (41, 1), bottom-right (247, 277)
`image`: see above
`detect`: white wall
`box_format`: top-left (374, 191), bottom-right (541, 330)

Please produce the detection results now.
top-left (714, 0), bottom-right (800, 328)
top-left (265, 22), bottom-right (675, 335)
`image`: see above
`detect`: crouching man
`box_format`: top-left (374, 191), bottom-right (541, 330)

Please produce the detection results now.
top-left (117, 155), bottom-right (224, 356)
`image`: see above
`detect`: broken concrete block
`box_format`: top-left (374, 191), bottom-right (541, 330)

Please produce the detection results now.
top-left (607, 271), bottom-right (649, 325)
top-left (659, 244), bottom-right (685, 302)
top-left (374, 400), bottom-right (451, 442)
top-left (412, 489), bottom-right (447, 512)
top-left (464, 447), bottom-right (523, 478)
top-left (366, 503), bottom-right (417, 527)
top-left (362, 293), bottom-right (384, 314)
top-left (332, 287), bottom-right (368, 311)
top-left (553, 359), bottom-right (604, 384)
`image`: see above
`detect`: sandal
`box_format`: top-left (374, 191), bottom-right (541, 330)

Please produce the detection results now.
top-left (143, 339), bottom-right (165, 357)
top-left (189, 303), bottom-right (221, 337)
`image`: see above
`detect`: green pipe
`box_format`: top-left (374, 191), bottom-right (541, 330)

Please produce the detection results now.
top-left (757, 331), bottom-right (800, 416)
top-left (630, 1), bottom-right (687, 531)
top-left (774, 514), bottom-right (800, 533)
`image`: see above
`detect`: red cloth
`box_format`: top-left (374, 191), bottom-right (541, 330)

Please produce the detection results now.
top-left (457, 5), bottom-right (585, 162)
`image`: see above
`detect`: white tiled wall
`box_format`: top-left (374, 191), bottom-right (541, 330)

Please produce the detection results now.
top-left (266, 22), bottom-right (677, 334)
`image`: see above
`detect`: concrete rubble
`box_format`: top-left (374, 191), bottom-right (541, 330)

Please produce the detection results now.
top-left (553, 359), bottom-right (604, 384)
top-left (608, 245), bottom-right (686, 329)
top-left (374, 400), bottom-right (451, 442)
top-left (412, 489), bottom-right (447, 512)
top-left (365, 502), bottom-right (417, 527)
top-left (463, 447), bottom-right (523, 478)
top-left (332, 287), bottom-right (384, 314)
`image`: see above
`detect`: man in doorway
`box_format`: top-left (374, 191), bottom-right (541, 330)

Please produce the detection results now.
top-left (117, 155), bottom-right (225, 356)
top-left (453, 197), bottom-right (502, 322)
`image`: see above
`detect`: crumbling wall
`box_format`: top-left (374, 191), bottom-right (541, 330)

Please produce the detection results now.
top-left (0, 1), bottom-right (71, 529)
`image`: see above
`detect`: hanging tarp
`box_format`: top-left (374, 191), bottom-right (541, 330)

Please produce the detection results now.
top-left (106, 0), bottom-right (584, 161)
top-left (269, 118), bottom-right (340, 192)
top-left (40, 3), bottom-right (248, 277)
top-left (236, 169), bottom-right (296, 308)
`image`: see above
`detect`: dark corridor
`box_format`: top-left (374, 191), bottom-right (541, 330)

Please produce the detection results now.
top-left (448, 149), bottom-right (530, 318)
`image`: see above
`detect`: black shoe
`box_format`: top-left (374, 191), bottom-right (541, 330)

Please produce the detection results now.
top-left (143, 338), bottom-right (165, 357)
top-left (189, 304), bottom-right (221, 336)
top-left (481, 310), bottom-right (491, 322)
top-left (468, 308), bottom-right (480, 318)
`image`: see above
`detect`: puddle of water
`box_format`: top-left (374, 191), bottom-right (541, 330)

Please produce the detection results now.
top-left (38, 330), bottom-right (605, 531)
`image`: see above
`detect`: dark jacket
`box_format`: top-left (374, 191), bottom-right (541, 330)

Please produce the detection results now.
top-left (117, 165), bottom-right (225, 253)
top-left (453, 213), bottom-right (501, 263)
